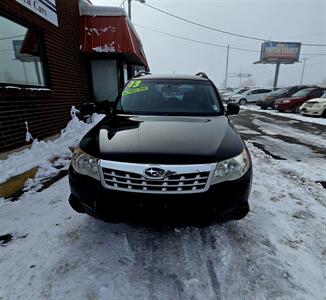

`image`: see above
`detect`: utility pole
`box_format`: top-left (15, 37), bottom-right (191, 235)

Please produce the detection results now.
top-left (127, 0), bottom-right (145, 20)
top-left (224, 44), bottom-right (229, 90)
top-left (273, 61), bottom-right (280, 89)
top-left (300, 58), bottom-right (308, 85)
top-left (128, 0), bottom-right (131, 19)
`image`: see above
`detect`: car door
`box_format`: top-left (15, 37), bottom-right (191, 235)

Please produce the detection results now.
top-left (246, 89), bottom-right (260, 102)
top-left (247, 89), bottom-right (271, 103)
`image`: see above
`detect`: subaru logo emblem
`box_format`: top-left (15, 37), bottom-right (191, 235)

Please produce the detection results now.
top-left (144, 167), bottom-right (166, 179)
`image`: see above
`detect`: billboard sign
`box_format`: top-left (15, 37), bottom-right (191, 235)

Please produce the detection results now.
top-left (16, 0), bottom-right (58, 27)
top-left (260, 41), bottom-right (301, 64)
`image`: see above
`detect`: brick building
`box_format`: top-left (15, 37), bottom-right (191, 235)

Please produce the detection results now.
top-left (0, 0), bottom-right (148, 153)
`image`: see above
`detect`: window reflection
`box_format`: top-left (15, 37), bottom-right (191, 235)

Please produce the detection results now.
top-left (0, 16), bottom-right (45, 86)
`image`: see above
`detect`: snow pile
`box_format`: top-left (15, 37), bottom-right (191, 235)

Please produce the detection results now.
top-left (4, 86), bottom-right (51, 91)
top-left (92, 42), bottom-right (117, 53)
top-left (242, 105), bottom-right (326, 125)
top-left (0, 142), bottom-right (325, 299)
top-left (0, 112), bottom-right (104, 185)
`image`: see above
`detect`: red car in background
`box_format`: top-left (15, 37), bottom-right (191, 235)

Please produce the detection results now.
top-left (273, 87), bottom-right (325, 112)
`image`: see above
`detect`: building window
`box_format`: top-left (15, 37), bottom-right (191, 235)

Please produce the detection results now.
top-left (0, 16), bottom-right (46, 87)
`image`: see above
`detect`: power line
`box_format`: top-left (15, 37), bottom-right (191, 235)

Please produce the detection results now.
top-left (134, 24), bottom-right (258, 53)
top-left (140, 2), bottom-right (326, 47)
top-left (135, 24), bottom-right (326, 56)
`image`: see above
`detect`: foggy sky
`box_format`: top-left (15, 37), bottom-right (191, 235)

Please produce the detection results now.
top-left (93, 0), bottom-right (326, 88)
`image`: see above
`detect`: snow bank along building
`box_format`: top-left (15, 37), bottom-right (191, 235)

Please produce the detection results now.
top-left (0, 0), bottom-right (149, 153)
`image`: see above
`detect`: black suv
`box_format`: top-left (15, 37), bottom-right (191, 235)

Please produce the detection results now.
top-left (68, 73), bottom-right (252, 223)
top-left (256, 85), bottom-right (315, 109)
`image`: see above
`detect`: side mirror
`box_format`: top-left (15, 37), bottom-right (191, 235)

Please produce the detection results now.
top-left (226, 103), bottom-right (240, 116)
top-left (95, 101), bottom-right (115, 114)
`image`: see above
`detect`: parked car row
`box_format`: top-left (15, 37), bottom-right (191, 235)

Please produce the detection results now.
top-left (256, 85), bottom-right (314, 109)
top-left (222, 85), bottom-right (326, 117)
top-left (272, 87), bottom-right (325, 114)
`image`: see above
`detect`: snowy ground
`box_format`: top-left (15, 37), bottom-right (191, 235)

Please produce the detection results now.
top-left (242, 104), bottom-right (326, 126)
top-left (0, 110), bottom-right (325, 300)
top-left (0, 113), bottom-right (104, 187)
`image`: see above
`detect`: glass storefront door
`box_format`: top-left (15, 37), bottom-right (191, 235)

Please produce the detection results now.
top-left (91, 60), bottom-right (118, 102)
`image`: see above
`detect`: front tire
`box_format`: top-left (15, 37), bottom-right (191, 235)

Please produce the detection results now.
top-left (239, 99), bottom-right (247, 105)
top-left (322, 109), bottom-right (326, 118)
top-left (291, 106), bottom-right (300, 113)
top-left (68, 195), bottom-right (85, 213)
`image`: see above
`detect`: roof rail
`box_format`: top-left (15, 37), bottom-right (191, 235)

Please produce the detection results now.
top-left (134, 71), bottom-right (151, 78)
top-left (195, 72), bottom-right (208, 79)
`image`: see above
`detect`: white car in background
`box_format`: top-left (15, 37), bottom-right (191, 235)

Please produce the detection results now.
top-left (299, 92), bottom-right (326, 117)
top-left (229, 88), bottom-right (273, 105)
top-left (223, 87), bottom-right (251, 102)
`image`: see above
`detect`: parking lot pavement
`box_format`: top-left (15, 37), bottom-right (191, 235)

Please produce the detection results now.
top-left (0, 109), bottom-right (325, 300)
top-left (231, 109), bottom-right (326, 168)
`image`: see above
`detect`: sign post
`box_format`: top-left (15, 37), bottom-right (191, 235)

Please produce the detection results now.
top-left (273, 61), bottom-right (280, 89)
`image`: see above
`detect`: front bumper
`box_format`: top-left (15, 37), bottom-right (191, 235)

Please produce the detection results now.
top-left (68, 166), bottom-right (252, 224)
top-left (273, 102), bottom-right (292, 111)
top-left (300, 107), bottom-right (324, 116)
top-left (257, 98), bottom-right (274, 108)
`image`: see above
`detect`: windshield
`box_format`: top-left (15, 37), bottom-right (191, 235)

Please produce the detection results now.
top-left (235, 88), bottom-right (249, 94)
top-left (271, 87), bottom-right (289, 96)
top-left (292, 89), bottom-right (312, 97)
top-left (117, 79), bottom-right (223, 116)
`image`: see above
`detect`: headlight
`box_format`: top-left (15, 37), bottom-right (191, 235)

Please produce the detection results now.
top-left (312, 104), bottom-right (321, 108)
top-left (71, 148), bottom-right (100, 180)
top-left (282, 99), bottom-right (291, 103)
top-left (211, 148), bottom-right (250, 185)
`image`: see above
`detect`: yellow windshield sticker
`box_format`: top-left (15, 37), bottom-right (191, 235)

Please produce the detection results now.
top-left (128, 80), bottom-right (142, 88)
top-left (122, 86), bottom-right (149, 96)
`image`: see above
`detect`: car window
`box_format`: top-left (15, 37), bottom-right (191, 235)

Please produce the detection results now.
top-left (310, 89), bottom-right (322, 98)
top-left (236, 88), bottom-right (250, 94)
top-left (271, 87), bottom-right (289, 96)
top-left (250, 89), bottom-right (268, 94)
top-left (292, 89), bottom-right (313, 97)
top-left (117, 79), bottom-right (223, 116)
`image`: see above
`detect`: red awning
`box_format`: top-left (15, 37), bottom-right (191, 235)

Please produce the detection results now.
top-left (80, 15), bottom-right (148, 68)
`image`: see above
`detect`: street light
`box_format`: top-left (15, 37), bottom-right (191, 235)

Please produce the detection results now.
top-left (128, 0), bottom-right (145, 20)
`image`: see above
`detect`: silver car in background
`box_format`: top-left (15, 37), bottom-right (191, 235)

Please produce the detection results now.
top-left (229, 88), bottom-right (273, 105)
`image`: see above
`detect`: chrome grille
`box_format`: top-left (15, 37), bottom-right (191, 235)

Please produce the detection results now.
top-left (99, 160), bottom-right (216, 194)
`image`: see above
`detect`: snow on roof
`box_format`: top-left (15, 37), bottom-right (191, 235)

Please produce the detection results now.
top-left (79, 0), bottom-right (127, 17)
top-left (79, 0), bottom-right (142, 44)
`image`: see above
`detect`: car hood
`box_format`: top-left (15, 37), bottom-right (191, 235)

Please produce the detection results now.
top-left (277, 96), bottom-right (304, 102)
top-left (306, 98), bottom-right (326, 103)
top-left (80, 114), bottom-right (244, 164)
top-left (265, 94), bottom-right (286, 100)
